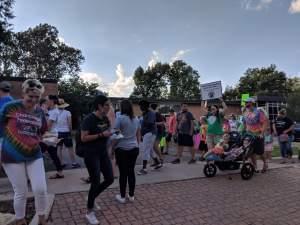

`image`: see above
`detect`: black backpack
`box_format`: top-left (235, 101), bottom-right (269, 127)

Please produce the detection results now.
top-left (75, 127), bottom-right (85, 158)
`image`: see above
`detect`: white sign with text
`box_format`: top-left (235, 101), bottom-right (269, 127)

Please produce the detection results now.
top-left (200, 81), bottom-right (222, 100)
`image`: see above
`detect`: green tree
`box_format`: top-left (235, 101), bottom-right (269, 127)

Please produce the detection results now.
top-left (168, 60), bottom-right (200, 99)
top-left (223, 85), bottom-right (240, 100)
top-left (0, 0), bottom-right (15, 76)
top-left (58, 75), bottom-right (103, 127)
top-left (238, 64), bottom-right (288, 96)
top-left (1, 23), bottom-right (84, 79)
top-left (130, 60), bottom-right (200, 100)
top-left (287, 90), bottom-right (300, 122)
top-left (130, 63), bottom-right (169, 99)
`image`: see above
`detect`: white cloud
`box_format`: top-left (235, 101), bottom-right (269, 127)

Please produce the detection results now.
top-left (58, 36), bottom-right (71, 46)
top-left (148, 50), bottom-right (160, 68)
top-left (108, 64), bottom-right (135, 97)
top-left (79, 72), bottom-right (103, 85)
top-left (170, 49), bottom-right (190, 64)
top-left (80, 68), bottom-right (134, 97)
top-left (242, 0), bottom-right (273, 11)
top-left (289, 0), bottom-right (300, 13)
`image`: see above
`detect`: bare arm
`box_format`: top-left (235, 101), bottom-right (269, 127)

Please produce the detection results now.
top-left (68, 115), bottom-right (72, 131)
top-left (201, 100), bottom-right (208, 114)
top-left (81, 130), bottom-right (111, 143)
top-left (136, 127), bottom-right (141, 145)
top-left (272, 123), bottom-right (277, 136)
top-left (220, 98), bottom-right (228, 113)
top-left (284, 124), bottom-right (295, 134)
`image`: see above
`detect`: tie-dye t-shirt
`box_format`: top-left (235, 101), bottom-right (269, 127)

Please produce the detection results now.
top-left (243, 108), bottom-right (267, 136)
top-left (0, 100), bottom-right (48, 163)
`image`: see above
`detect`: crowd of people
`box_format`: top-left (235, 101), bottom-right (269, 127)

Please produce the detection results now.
top-left (0, 79), bottom-right (297, 225)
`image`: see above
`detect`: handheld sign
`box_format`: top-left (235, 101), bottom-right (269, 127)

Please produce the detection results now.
top-left (200, 81), bottom-right (222, 100)
top-left (241, 94), bottom-right (250, 106)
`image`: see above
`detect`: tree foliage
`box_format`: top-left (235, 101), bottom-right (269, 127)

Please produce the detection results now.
top-left (58, 75), bottom-right (103, 127)
top-left (0, 0), bottom-right (14, 43)
top-left (223, 64), bottom-right (298, 100)
top-left (1, 23), bottom-right (84, 79)
top-left (130, 60), bottom-right (200, 100)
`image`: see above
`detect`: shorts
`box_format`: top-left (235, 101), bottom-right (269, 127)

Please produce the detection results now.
top-left (252, 137), bottom-right (264, 155)
top-left (57, 132), bottom-right (73, 148)
top-left (199, 141), bottom-right (208, 152)
top-left (178, 133), bottom-right (193, 147)
top-left (156, 132), bottom-right (164, 141)
top-left (206, 135), bottom-right (222, 148)
top-left (166, 133), bottom-right (173, 142)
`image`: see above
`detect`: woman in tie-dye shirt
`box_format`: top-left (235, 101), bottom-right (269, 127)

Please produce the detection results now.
top-left (0, 79), bottom-right (48, 225)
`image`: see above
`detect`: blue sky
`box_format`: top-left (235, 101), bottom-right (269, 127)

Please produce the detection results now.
top-left (12, 0), bottom-right (300, 96)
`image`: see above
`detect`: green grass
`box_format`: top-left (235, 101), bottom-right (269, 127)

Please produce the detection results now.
top-left (272, 145), bottom-right (300, 157)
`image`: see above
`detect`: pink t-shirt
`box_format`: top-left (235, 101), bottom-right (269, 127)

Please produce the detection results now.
top-left (167, 115), bottom-right (177, 134)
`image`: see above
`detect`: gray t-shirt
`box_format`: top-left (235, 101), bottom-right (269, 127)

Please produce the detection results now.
top-left (114, 115), bottom-right (140, 150)
top-left (177, 111), bottom-right (194, 135)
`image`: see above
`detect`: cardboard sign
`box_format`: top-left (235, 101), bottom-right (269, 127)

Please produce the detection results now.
top-left (241, 93), bottom-right (250, 106)
top-left (200, 81), bottom-right (222, 100)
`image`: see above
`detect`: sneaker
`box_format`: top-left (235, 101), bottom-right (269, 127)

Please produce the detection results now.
top-left (137, 169), bottom-right (148, 175)
top-left (72, 163), bottom-right (81, 169)
top-left (154, 163), bottom-right (163, 170)
top-left (171, 158), bottom-right (180, 164)
top-left (115, 194), bottom-right (126, 204)
top-left (85, 197), bottom-right (101, 210)
top-left (150, 162), bottom-right (159, 167)
top-left (127, 194), bottom-right (135, 202)
top-left (188, 159), bottom-right (196, 164)
top-left (85, 211), bottom-right (99, 225)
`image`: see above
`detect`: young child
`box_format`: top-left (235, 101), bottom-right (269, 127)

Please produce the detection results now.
top-left (224, 136), bottom-right (251, 161)
top-left (264, 128), bottom-right (273, 163)
top-left (204, 133), bottom-right (230, 161)
top-left (199, 116), bottom-right (208, 161)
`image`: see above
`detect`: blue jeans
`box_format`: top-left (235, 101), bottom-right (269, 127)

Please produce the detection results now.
top-left (278, 136), bottom-right (293, 158)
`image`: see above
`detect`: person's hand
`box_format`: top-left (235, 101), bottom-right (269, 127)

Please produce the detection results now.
top-left (102, 130), bottom-right (112, 137)
top-left (283, 130), bottom-right (288, 134)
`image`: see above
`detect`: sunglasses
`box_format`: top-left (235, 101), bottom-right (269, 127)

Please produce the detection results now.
top-left (28, 95), bottom-right (40, 99)
top-left (28, 80), bottom-right (42, 89)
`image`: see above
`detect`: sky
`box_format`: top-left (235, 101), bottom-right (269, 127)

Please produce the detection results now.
top-left (12, 0), bottom-right (300, 97)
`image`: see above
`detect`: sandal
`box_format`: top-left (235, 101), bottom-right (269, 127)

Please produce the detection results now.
top-left (49, 173), bottom-right (64, 179)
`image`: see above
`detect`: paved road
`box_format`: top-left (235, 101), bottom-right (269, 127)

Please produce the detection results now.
top-left (49, 167), bottom-right (300, 225)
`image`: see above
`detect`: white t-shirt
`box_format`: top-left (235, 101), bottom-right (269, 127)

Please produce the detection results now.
top-left (48, 108), bottom-right (60, 133)
top-left (57, 109), bottom-right (71, 133)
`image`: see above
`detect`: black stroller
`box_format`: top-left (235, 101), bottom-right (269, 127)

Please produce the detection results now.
top-left (203, 132), bottom-right (255, 180)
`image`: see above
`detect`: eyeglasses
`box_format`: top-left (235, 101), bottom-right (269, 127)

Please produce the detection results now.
top-left (28, 80), bottom-right (42, 89)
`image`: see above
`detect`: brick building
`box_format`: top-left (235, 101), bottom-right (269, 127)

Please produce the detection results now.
top-left (0, 77), bottom-right (58, 98)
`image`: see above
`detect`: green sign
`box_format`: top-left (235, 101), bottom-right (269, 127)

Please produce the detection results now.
top-left (241, 94), bottom-right (250, 106)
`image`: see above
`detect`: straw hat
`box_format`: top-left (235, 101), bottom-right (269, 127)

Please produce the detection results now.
top-left (57, 98), bottom-right (70, 109)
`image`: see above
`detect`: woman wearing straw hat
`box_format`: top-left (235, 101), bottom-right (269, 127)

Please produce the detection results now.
top-left (57, 98), bottom-right (80, 168)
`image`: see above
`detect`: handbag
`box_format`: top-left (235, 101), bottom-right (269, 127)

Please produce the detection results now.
top-left (279, 134), bottom-right (289, 143)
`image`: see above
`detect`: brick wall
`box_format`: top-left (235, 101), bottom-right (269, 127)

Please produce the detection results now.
top-left (0, 77), bottom-right (58, 99)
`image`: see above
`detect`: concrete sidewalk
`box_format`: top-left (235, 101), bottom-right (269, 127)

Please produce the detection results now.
top-left (1, 159), bottom-right (298, 199)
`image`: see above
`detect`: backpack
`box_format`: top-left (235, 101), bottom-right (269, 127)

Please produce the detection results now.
top-left (75, 127), bottom-right (85, 158)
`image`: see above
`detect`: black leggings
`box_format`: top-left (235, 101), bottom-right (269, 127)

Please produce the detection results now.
top-left (40, 143), bottom-right (63, 172)
top-left (84, 152), bottom-right (114, 210)
top-left (115, 148), bottom-right (139, 198)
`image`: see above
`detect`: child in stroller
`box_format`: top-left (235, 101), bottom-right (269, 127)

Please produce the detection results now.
top-left (203, 132), bottom-right (255, 180)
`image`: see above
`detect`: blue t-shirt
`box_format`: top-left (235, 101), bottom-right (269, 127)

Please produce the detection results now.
top-left (0, 95), bottom-right (13, 137)
top-left (141, 110), bottom-right (157, 136)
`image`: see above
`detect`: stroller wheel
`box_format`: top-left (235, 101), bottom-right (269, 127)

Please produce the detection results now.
top-left (241, 163), bottom-right (254, 180)
top-left (203, 163), bottom-right (217, 178)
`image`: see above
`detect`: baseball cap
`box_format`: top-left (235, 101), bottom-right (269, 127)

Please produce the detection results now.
top-left (245, 97), bottom-right (256, 103)
top-left (0, 81), bottom-right (11, 92)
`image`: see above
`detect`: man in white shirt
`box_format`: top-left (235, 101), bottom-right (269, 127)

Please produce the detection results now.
top-left (57, 98), bottom-right (80, 168)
